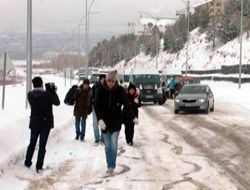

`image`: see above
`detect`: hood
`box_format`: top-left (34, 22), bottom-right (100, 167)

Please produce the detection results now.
top-left (32, 88), bottom-right (46, 98)
top-left (177, 93), bottom-right (207, 99)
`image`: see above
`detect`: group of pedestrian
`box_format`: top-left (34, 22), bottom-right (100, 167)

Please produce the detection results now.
top-left (24, 70), bottom-right (140, 175)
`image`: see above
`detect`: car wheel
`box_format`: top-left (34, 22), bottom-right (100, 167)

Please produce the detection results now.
top-left (158, 100), bottom-right (164, 105)
top-left (205, 102), bottom-right (210, 114)
top-left (154, 101), bottom-right (157, 104)
top-left (210, 100), bottom-right (214, 112)
top-left (174, 110), bottom-right (179, 114)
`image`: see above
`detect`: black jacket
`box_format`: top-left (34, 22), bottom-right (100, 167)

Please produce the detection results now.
top-left (28, 88), bottom-right (60, 130)
top-left (94, 82), bottom-right (135, 133)
top-left (123, 89), bottom-right (141, 121)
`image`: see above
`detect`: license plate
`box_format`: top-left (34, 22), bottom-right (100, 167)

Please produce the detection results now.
top-left (146, 95), bottom-right (153, 98)
top-left (185, 103), bottom-right (192, 107)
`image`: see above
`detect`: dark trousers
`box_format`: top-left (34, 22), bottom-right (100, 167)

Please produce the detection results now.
top-left (124, 119), bottom-right (134, 144)
top-left (170, 89), bottom-right (175, 99)
top-left (25, 128), bottom-right (50, 170)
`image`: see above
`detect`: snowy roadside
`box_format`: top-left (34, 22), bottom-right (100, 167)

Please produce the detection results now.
top-left (0, 75), bottom-right (76, 176)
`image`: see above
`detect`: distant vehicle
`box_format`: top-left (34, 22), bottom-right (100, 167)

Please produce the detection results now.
top-left (133, 69), bottom-right (166, 105)
top-left (174, 76), bottom-right (200, 96)
top-left (77, 68), bottom-right (87, 81)
top-left (118, 70), bottom-right (134, 88)
top-left (161, 68), bottom-right (182, 85)
top-left (89, 73), bottom-right (100, 84)
top-left (174, 84), bottom-right (214, 114)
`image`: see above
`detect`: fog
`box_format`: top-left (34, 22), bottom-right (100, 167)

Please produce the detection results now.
top-left (0, 0), bottom-right (197, 34)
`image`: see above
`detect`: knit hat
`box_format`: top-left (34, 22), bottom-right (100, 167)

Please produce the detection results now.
top-left (83, 78), bottom-right (90, 85)
top-left (106, 70), bottom-right (118, 81)
top-left (99, 74), bottom-right (106, 80)
top-left (128, 83), bottom-right (136, 91)
top-left (32, 76), bottom-right (43, 88)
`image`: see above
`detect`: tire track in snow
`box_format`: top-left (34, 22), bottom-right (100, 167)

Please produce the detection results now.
top-left (144, 104), bottom-right (250, 190)
top-left (143, 106), bottom-right (210, 190)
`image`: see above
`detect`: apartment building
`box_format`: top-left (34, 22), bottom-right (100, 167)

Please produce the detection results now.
top-left (194, 0), bottom-right (230, 17)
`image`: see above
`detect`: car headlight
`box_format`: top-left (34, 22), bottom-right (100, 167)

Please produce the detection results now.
top-left (199, 98), bottom-right (205, 103)
top-left (175, 98), bottom-right (180, 103)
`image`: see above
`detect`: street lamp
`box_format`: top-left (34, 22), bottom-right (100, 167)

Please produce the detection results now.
top-left (79, 11), bottom-right (99, 56)
top-left (179, 0), bottom-right (190, 76)
top-left (85, 0), bottom-right (97, 77)
top-left (26, 0), bottom-right (32, 108)
top-left (239, 0), bottom-right (243, 89)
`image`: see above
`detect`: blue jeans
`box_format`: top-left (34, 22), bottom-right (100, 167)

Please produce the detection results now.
top-left (25, 128), bottom-right (50, 170)
top-left (75, 116), bottom-right (86, 140)
top-left (102, 131), bottom-right (120, 169)
top-left (92, 108), bottom-right (102, 142)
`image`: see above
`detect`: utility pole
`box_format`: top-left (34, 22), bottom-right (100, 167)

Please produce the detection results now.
top-left (239, 0), bottom-right (243, 89)
top-left (85, 0), bottom-right (89, 78)
top-left (1, 52), bottom-right (7, 109)
top-left (185, 0), bottom-right (190, 76)
top-left (26, 0), bottom-right (32, 108)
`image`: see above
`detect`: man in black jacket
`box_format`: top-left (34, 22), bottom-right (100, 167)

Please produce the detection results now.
top-left (91, 74), bottom-right (106, 145)
top-left (24, 76), bottom-right (60, 173)
top-left (94, 70), bottom-right (138, 175)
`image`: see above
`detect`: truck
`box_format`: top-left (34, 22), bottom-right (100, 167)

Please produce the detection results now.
top-left (132, 68), bottom-right (166, 105)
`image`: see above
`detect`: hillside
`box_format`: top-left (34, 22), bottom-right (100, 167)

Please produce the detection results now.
top-left (114, 28), bottom-right (250, 72)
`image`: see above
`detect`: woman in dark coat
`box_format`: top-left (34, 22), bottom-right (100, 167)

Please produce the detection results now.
top-left (94, 70), bottom-right (138, 175)
top-left (73, 78), bottom-right (92, 141)
top-left (123, 83), bottom-right (141, 146)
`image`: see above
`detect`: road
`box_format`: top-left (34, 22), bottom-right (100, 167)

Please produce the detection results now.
top-left (1, 100), bottom-right (250, 190)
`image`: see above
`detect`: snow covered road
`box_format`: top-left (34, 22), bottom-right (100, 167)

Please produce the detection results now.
top-left (2, 99), bottom-right (250, 189)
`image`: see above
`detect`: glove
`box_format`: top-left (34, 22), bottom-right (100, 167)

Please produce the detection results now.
top-left (133, 117), bottom-right (139, 125)
top-left (98, 119), bottom-right (106, 130)
top-left (134, 98), bottom-right (139, 104)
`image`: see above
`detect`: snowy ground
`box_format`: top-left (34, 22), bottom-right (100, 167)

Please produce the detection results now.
top-left (0, 72), bottom-right (250, 189)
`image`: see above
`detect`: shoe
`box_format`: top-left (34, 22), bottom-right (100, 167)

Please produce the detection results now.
top-left (24, 161), bottom-right (32, 168)
top-left (36, 168), bottom-right (43, 174)
top-left (75, 135), bottom-right (79, 140)
top-left (128, 142), bottom-right (133, 146)
top-left (106, 167), bottom-right (114, 175)
top-left (94, 140), bottom-right (99, 146)
top-left (100, 140), bottom-right (104, 145)
top-left (80, 136), bottom-right (84, 141)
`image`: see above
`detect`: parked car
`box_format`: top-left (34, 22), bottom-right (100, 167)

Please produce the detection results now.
top-left (174, 84), bottom-right (214, 114)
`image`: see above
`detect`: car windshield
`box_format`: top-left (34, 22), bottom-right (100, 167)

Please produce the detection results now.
top-left (134, 74), bottom-right (160, 84)
top-left (181, 86), bottom-right (206, 94)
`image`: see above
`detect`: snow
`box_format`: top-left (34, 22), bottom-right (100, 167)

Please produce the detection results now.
top-left (115, 28), bottom-right (250, 71)
top-left (1, 26), bottom-right (250, 188)
top-left (0, 64), bottom-right (250, 189)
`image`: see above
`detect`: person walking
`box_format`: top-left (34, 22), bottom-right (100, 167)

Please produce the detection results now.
top-left (24, 76), bottom-right (60, 173)
top-left (94, 70), bottom-right (138, 175)
top-left (168, 77), bottom-right (176, 99)
top-left (91, 74), bottom-right (106, 146)
top-left (73, 78), bottom-right (92, 141)
top-left (123, 83), bottom-right (141, 146)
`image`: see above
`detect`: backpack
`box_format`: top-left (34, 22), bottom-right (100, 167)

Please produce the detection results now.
top-left (64, 85), bottom-right (78, 105)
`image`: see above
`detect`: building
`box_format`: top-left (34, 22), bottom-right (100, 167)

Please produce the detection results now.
top-left (194, 0), bottom-right (229, 17)
top-left (133, 15), bottom-right (176, 36)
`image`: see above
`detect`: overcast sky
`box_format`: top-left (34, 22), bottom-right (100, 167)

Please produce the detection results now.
top-left (0, 0), bottom-right (199, 35)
